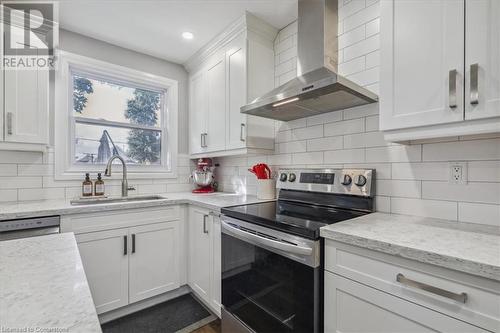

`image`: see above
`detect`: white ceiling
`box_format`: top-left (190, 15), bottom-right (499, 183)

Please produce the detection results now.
top-left (59, 0), bottom-right (297, 65)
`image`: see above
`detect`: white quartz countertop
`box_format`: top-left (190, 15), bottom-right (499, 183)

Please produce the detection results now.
top-left (320, 212), bottom-right (500, 281)
top-left (0, 192), bottom-right (271, 220)
top-left (0, 233), bottom-right (102, 332)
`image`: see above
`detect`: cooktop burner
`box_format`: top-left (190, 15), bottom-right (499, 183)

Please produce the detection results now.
top-left (221, 200), bottom-right (369, 240)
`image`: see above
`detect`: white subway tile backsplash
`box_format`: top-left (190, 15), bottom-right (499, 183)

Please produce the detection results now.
top-left (365, 50), bottom-right (380, 69)
top-left (423, 139), bottom-right (500, 161)
top-left (458, 202), bottom-right (500, 226)
top-left (377, 179), bottom-right (421, 198)
top-left (344, 163), bottom-right (391, 179)
top-left (0, 177), bottom-right (42, 189)
top-left (306, 111), bottom-right (342, 126)
top-left (343, 34), bottom-right (379, 61)
top-left (0, 164), bottom-right (17, 176)
top-left (17, 164), bottom-right (54, 176)
top-left (391, 197), bottom-right (458, 220)
top-left (324, 148), bottom-right (365, 164)
top-left (338, 25), bottom-right (366, 49)
top-left (375, 195), bottom-right (391, 212)
top-left (324, 118), bottom-right (365, 136)
top-left (292, 152), bottom-right (324, 165)
top-left (18, 188), bottom-right (65, 201)
top-left (307, 136), bottom-right (343, 152)
top-left (339, 0), bottom-right (366, 21)
top-left (468, 161), bottom-right (500, 182)
top-left (342, 104), bottom-right (379, 120)
top-left (0, 151), bottom-right (43, 164)
top-left (338, 56), bottom-right (365, 76)
top-left (365, 115), bottom-right (379, 131)
top-left (422, 181), bottom-right (500, 205)
top-left (391, 162), bottom-right (449, 181)
top-left (365, 18), bottom-right (380, 37)
top-left (278, 141), bottom-right (308, 154)
top-left (343, 1), bottom-right (380, 32)
top-left (0, 189), bottom-right (17, 202)
top-left (344, 131), bottom-right (388, 148)
top-left (346, 66), bottom-right (379, 86)
top-left (291, 125), bottom-right (324, 140)
top-left (365, 145), bottom-right (422, 163)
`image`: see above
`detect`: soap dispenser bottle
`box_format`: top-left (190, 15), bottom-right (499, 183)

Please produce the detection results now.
top-left (94, 173), bottom-right (105, 196)
top-left (82, 173), bottom-right (93, 197)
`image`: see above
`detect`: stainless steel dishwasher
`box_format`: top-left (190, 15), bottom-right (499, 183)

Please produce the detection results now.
top-left (0, 216), bottom-right (60, 241)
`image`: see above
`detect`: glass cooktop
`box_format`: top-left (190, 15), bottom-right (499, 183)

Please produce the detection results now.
top-left (221, 200), bottom-right (368, 240)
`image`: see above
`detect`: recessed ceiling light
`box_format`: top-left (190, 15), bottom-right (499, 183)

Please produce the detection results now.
top-left (182, 32), bottom-right (194, 40)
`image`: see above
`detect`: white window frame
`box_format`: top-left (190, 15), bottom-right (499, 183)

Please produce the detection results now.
top-left (55, 50), bottom-right (178, 180)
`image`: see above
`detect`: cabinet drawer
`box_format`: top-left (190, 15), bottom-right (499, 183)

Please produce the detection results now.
top-left (325, 271), bottom-right (486, 333)
top-left (325, 240), bottom-right (500, 332)
top-left (61, 206), bottom-right (180, 234)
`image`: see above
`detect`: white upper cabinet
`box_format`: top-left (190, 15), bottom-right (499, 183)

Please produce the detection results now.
top-left (1, 25), bottom-right (49, 148)
top-left (380, 0), bottom-right (500, 141)
top-left (380, 0), bottom-right (465, 131)
top-left (186, 13), bottom-right (277, 157)
top-left (465, 0), bottom-right (500, 120)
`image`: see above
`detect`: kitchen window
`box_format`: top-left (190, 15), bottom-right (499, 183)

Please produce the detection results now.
top-left (55, 51), bottom-right (178, 179)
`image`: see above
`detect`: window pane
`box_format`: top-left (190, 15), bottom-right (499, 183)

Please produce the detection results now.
top-left (73, 73), bottom-right (162, 127)
top-left (75, 123), bottom-right (161, 165)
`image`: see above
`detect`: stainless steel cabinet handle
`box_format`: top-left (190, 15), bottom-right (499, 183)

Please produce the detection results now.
top-left (6, 112), bottom-right (13, 135)
top-left (396, 273), bottom-right (467, 303)
top-left (203, 214), bottom-right (209, 234)
top-left (131, 234), bottom-right (136, 253)
top-left (448, 69), bottom-right (457, 109)
top-left (240, 123), bottom-right (245, 142)
top-left (201, 133), bottom-right (208, 148)
top-left (470, 63), bottom-right (479, 105)
top-left (123, 235), bottom-right (128, 255)
top-left (200, 133), bottom-right (203, 148)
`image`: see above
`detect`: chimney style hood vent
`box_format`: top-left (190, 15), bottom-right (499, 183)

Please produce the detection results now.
top-left (241, 0), bottom-right (378, 121)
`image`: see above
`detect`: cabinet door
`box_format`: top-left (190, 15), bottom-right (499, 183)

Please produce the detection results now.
top-left (189, 71), bottom-right (207, 154)
top-left (210, 214), bottom-right (222, 316)
top-left (205, 53), bottom-right (226, 152)
top-left (76, 228), bottom-right (129, 314)
top-left (325, 272), bottom-right (485, 333)
top-left (226, 36), bottom-right (247, 150)
top-left (3, 26), bottom-right (49, 144)
top-left (188, 206), bottom-right (212, 303)
top-left (465, 0), bottom-right (500, 120)
top-left (380, 0), bottom-right (465, 131)
top-left (129, 221), bottom-right (180, 303)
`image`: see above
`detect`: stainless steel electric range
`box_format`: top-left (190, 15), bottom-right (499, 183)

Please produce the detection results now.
top-left (220, 168), bottom-right (375, 333)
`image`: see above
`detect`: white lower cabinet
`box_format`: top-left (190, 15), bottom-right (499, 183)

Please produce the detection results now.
top-left (62, 206), bottom-right (182, 315)
top-left (324, 240), bottom-right (499, 333)
top-left (76, 228), bottom-right (129, 314)
top-left (188, 205), bottom-right (221, 316)
top-left (128, 222), bottom-right (180, 303)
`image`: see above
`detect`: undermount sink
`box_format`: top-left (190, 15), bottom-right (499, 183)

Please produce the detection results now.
top-left (70, 195), bottom-right (166, 206)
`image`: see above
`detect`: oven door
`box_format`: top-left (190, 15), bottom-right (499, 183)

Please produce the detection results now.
top-left (221, 215), bottom-right (321, 333)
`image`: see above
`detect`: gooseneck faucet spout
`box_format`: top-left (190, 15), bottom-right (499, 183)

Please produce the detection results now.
top-left (104, 155), bottom-right (134, 197)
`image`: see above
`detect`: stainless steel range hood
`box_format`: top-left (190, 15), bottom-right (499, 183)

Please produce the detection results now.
top-left (241, 0), bottom-right (378, 121)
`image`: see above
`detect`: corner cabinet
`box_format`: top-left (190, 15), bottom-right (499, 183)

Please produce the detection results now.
top-left (187, 205), bottom-right (222, 317)
top-left (186, 13), bottom-right (277, 157)
top-left (1, 21), bottom-right (50, 151)
top-left (380, 0), bottom-right (500, 141)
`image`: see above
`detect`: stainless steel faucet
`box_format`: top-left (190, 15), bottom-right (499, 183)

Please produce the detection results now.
top-left (104, 155), bottom-right (135, 197)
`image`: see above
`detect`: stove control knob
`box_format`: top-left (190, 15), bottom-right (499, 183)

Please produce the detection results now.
top-left (341, 174), bottom-right (352, 186)
top-left (288, 173), bottom-right (296, 182)
top-left (355, 175), bottom-right (367, 187)
top-left (279, 173), bottom-right (288, 182)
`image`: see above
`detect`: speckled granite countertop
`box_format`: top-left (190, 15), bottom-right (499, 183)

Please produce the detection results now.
top-left (320, 212), bottom-right (500, 281)
top-left (0, 233), bottom-right (102, 332)
top-left (0, 192), bottom-right (272, 220)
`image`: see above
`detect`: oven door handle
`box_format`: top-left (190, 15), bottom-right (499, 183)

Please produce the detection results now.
top-left (221, 220), bottom-right (313, 256)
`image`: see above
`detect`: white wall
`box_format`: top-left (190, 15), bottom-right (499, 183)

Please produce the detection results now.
top-left (0, 29), bottom-right (193, 203)
top-left (215, 0), bottom-right (500, 227)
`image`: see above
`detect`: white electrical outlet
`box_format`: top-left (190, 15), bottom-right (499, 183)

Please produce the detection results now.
top-left (449, 162), bottom-right (468, 184)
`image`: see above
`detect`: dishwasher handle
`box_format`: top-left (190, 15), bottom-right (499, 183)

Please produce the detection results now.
top-left (0, 226), bottom-right (60, 241)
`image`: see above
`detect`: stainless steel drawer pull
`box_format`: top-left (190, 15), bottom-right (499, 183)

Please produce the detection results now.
top-left (240, 123), bottom-right (245, 142)
top-left (448, 69), bottom-right (457, 109)
top-left (470, 63), bottom-right (479, 105)
top-left (396, 273), bottom-right (467, 303)
top-left (6, 112), bottom-right (13, 135)
top-left (203, 214), bottom-right (209, 234)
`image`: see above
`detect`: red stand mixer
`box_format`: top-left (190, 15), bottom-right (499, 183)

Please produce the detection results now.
top-left (191, 158), bottom-right (216, 193)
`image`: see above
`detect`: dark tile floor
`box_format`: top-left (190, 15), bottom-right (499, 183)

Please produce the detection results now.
top-left (101, 294), bottom-right (211, 333)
